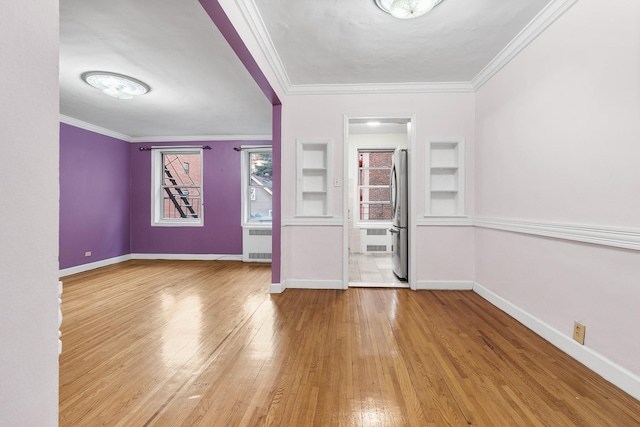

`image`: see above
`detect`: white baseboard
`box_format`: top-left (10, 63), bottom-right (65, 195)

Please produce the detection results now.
top-left (473, 282), bottom-right (640, 401)
top-left (59, 253), bottom-right (244, 277)
top-left (269, 282), bottom-right (286, 294)
top-left (283, 279), bottom-right (344, 290)
top-left (416, 280), bottom-right (474, 290)
top-left (59, 255), bottom-right (132, 277)
top-left (131, 253), bottom-right (243, 261)
top-left (349, 282), bottom-right (410, 289)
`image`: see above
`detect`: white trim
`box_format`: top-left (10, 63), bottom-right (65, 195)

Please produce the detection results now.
top-left (417, 217), bottom-right (472, 226)
top-left (235, 1), bottom-right (472, 95)
top-left (349, 282), bottom-right (410, 289)
top-left (236, 0), bottom-right (293, 92)
top-left (59, 254), bottom-right (132, 277)
top-left (343, 116), bottom-right (350, 291)
top-left (236, 0), bottom-right (576, 95)
top-left (131, 134), bottom-right (272, 143)
top-left (474, 217), bottom-right (640, 252)
top-left (407, 115), bottom-right (417, 291)
top-left (283, 279), bottom-right (344, 290)
top-left (131, 253), bottom-right (243, 261)
top-left (151, 147), bottom-right (204, 227)
top-left (416, 280), bottom-right (474, 290)
top-left (61, 114), bottom-right (271, 142)
top-left (287, 81), bottom-right (474, 95)
top-left (471, 0), bottom-right (579, 89)
top-left (60, 253), bottom-right (243, 277)
top-left (282, 217), bottom-right (343, 226)
top-left (60, 115), bottom-right (131, 142)
top-left (269, 282), bottom-right (286, 294)
top-left (473, 282), bottom-right (640, 401)
top-left (241, 146), bottom-right (274, 226)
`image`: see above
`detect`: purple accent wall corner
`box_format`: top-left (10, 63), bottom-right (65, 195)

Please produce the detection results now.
top-left (59, 123), bottom-right (131, 269)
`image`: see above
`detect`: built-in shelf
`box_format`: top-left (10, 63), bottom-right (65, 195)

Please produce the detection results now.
top-left (297, 139), bottom-right (331, 216)
top-left (426, 138), bottom-right (465, 217)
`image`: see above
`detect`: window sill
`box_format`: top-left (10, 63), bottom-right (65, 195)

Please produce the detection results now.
top-left (242, 222), bottom-right (273, 229)
top-left (355, 221), bottom-right (392, 229)
top-left (152, 220), bottom-right (204, 227)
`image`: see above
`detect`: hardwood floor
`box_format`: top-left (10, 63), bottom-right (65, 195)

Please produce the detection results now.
top-left (59, 260), bottom-right (640, 426)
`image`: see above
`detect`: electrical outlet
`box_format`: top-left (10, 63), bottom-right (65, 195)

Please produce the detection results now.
top-left (84, 251), bottom-right (92, 257)
top-left (573, 321), bottom-right (586, 345)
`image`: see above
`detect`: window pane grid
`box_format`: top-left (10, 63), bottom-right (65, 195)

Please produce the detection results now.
top-left (159, 152), bottom-right (202, 221)
top-left (358, 150), bottom-right (394, 221)
top-left (247, 149), bottom-right (273, 223)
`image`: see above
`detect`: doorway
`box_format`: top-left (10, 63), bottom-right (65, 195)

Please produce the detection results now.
top-left (343, 117), bottom-right (414, 289)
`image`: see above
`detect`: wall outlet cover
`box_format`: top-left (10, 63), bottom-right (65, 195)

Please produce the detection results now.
top-left (573, 321), bottom-right (586, 345)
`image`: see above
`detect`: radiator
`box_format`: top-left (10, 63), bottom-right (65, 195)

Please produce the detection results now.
top-left (243, 227), bottom-right (272, 263)
top-left (360, 227), bottom-right (391, 253)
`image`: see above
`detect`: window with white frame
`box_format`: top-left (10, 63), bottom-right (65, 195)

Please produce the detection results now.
top-left (358, 149), bottom-right (393, 221)
top-left (151, 147), bottom-right (203, 226)
top-left (242, 147), bottom-right (272, 225)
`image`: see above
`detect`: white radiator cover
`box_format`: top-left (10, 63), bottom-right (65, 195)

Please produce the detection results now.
top-left (242, 227), bottom-right (272, 263)
top-left (359, 227), bottom-right (392, 253)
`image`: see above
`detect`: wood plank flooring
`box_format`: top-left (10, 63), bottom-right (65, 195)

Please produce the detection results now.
top-left (59, 260), bottom-right (640, 426)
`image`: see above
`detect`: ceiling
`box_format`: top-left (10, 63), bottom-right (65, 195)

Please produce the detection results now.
top-left (59, 0), bottom-right (558, 140)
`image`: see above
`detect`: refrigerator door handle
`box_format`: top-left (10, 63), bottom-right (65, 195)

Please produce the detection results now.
top-left (389, 228), bottom-right (399, 234)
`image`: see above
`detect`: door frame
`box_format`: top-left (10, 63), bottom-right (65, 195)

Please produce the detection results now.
top-left (342, 115), bottom-right (417, 290)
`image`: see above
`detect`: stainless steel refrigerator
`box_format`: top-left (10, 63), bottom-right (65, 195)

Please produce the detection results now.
top-left (390, 147), bottom-right (408, 280)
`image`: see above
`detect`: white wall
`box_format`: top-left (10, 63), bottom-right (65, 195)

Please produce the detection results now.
top-left (281, 93), bottom-right (475, 284)
top-left (0, 2), bottom-right (60, 426)
top-left (218, 0), bottom-right (639, 394)
top-left (475, 0), bottom-right (640, 378)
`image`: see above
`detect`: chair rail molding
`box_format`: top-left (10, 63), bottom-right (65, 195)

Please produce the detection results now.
top-left (474, 217), bottom-right (640, 252)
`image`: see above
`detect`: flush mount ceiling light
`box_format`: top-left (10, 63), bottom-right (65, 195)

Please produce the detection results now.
top-left (81, 71), bottom-right (150, 99)
top-left (375, 0), bottom-right (444, 19)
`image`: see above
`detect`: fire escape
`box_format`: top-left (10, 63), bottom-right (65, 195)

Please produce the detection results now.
top-left (163, 155), bottom-right (200, 218)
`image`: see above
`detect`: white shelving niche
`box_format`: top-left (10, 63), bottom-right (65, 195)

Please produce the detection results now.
top-left (296, 138), bottom-right (332, 217)
top-left (425, 137), bottom-right (465, 217)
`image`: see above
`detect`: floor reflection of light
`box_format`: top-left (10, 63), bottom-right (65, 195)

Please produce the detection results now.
top-left (357, 397), bottom-right (402, 426)
top-left (388, 290), bottom-right (399, 322)
top-left (160, 293), bottom-right (203, 366)
top-left (244, 297), bottom-right (277, 360)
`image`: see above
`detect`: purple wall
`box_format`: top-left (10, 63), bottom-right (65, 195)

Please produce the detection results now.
top-left (59, 123), bottom-right (131, 269)
top-left (130, 140), bottom-right (270, 255)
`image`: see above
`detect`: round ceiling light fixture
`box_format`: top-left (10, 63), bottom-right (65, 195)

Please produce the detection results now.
top-left (81, 71), bottom-right (150, 99)
top-left (375, 0), bottom-right (443, 19)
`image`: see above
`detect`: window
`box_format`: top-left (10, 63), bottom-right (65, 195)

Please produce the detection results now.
top-left (151, 147), bottom-right (203, 226)
top-left (358, 149), bottom-right (393, 221)
top-left (242, 147), bottom-right (272, 225)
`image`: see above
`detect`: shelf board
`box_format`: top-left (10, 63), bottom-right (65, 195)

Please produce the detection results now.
top-left (431, 165), bottom-right (458, 170)
top-left (431, 189), bottom-right (458, 193)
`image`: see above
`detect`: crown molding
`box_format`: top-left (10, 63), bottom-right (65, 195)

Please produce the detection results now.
top-left (60, 115), bottom-right (132, 142)
top-left (287, 81), bottom-right (475, 95)
top-left (235, 0), bottom-right (293, 93)
top-left (237, 0), bottom-right (578, 95)
top-left (471, 0), bottom-right (579, 90)
top-left (130, 134), bottom-right (272, 143)
top-left (60, 115), bottom-right (271, 143)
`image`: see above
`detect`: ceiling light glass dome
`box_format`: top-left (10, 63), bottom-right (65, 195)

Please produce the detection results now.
top-left (82, 71), bottom-right (150, 99)
top-left (375, 0), bottom-right (443, 19)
